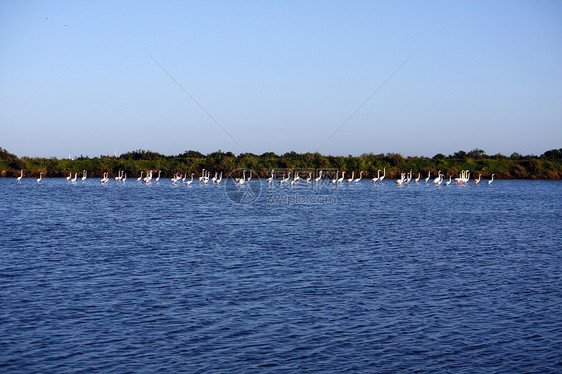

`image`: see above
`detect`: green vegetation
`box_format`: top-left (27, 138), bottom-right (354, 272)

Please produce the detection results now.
top-left (1, 147), bottom-right (561, 179)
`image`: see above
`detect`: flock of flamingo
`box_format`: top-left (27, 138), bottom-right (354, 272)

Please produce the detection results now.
top-left (15, 167), bottom-right (495, 186)
top-left (266, 168), bottom-right (494, 186)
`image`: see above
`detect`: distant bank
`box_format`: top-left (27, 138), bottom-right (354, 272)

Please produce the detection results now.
top-left (1, 147), bottom-right (561, 179)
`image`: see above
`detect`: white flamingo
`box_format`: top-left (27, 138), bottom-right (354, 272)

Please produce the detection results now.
top-left (81, 170), bottom-right (87, 183)
top-left (396, 172), bottom-right (406, 185)
top-left (290, 172), bottom-right (298, 186)
top-left (291, 171), bottom-right (300, 185)
top-left (354, 171), bottom-right (363, 183)
top-left (488, 174), bottom-right (495, 184)
top-left (267, 170), bottom-right (275, 184)
top-left (36, 173), bottom-right (42, 183)
top-left (455, 171), bottom-right (465, 184)
top-left (405, 170), bottom-right (412, 184)
top-left (433, 170), bottom-right (442, 184)
top-left (66, 172), bottom-right (72, 182)
top-left (185, 173), bottom-right (194, 186)
top-left (71, 172), bottom-right (78, 183)
top-left (474, 174), bottom-right (481, 184)
top-left (137, 172), bottom-right (143, 182)
top-left (315, 170), bottom-right (323, 183)
top-left (237, 170), bottom-right (246, 186)
top-left (200, 170), bottom-right (209, 184)
top-left (415, 173), bottom-right (421, 183)
top-left (372, 170), bottom-right (380, 183)
top-left (155, 170), bottom-right (161, 183)
top-left (379, 167), bottom-right (386, 183)
top-left (144, 170), bottom-right (153, 183)
top-left (445, 175), bottom-right (452, 186)
top-left (122, 173), bottom-right (127, 182)
top-left (337, 171), bottom-right (345, 184)
top-left (434, 172), bottom-right (443, 186)
top-left (331, 171), bottom-right (339, 184)
top-left (280, 172), bottom-right (291, 184)
top-left (347, 171), bottom-right (355, 183)
top-left (215, 172), bottom-right (222, 184)
top-left (17, 169), bottom-right (23, 182)
top-left (425, 171), bottom-right (431, 183)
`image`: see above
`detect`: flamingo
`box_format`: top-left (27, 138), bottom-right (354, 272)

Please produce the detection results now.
top-left (433, 171), bottom-right (442, 184)
top-left (290, 172), bottom-right (298, 186)
top-left (396, 172), bottom-right (406, 185)
top-left (434, 172), bottom-right (443, 186)
top-left (306, 173), bottom-right (312, 183)
top-left (237, 170), bottom-right (246, 186)
top-left (347, 171), bottom-right (355, 183)
top-left (445, 175), bottom-right (452, 186)
top-left (474, 174), bottom-right (481, 184)
top-left (100, 172), bottom-right (109, 184)
top-left (379, 167), bottom-right (386, 183)
top-left (199, 169), bottom-right (206, 182)
top-left (114, 170), bottom-right (122, 182)
top-left (36, 173), bottom-right (42, 183)
top-left (425, 171), bottom-right (431, 183)
top-left (200, 170), bottom-right (208, 183)
top-left (331, 171), bottom-right (339, 184)
top-left (144, 170), bottom-right (153, 183)
top-left (66, 172), bottom-right (72, 182)
top-left (372, 170), bottom-right (380, 183)
top-left (215, 172), bottom-right (222, 184)
top-left (280, 172), bottom-right (291, 184)
top-left (122, 173), bottom-right (127, 182)
top-left (288, 170), bottom-right (297, 186)
top-left (267, 169), bottom-right (275, 183)
top-left (337, 171), bottom-right (345, 184)
top-left (415, 173), bottom-right (421, 183)
top-left (267, 170), bottom-right (275, 184)
top-left (354, 171), bottom-right (363, 183)
top-left (455, 171), bottom-right (462, 184)
top-left (488, 174), bottom-right (495, 185)
top-left (155, 170), bottom-right (161, 183)
top-left (17, 169), bottom-right (23, 182)
top-left (315, 170), bottom-right (323, 183)
top-left (137, 172), bottom-right (143, 182)
top-left (405, 170), bottom-right (412, 184)
top-left (81, 170), bottom-right (87, 183)
top-left (185, 173), bottom-right (194, 186)
top-left (71, 172), bottom-right (78, 183)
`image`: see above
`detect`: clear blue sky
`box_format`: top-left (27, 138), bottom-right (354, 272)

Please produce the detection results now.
top-left (1, 0), bottom-right (561, 158)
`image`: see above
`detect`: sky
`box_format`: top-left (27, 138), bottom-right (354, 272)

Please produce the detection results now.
top-left (1, 0), bottom-right (561, 158)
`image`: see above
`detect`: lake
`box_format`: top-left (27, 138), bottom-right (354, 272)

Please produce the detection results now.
top-left (1, 177), bottom-right (561, 372)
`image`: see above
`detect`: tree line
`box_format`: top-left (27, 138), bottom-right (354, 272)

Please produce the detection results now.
top-left (1, 147), bottom-right (561, 179)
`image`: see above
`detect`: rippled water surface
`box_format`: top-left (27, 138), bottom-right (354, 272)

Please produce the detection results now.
top-left (1, 178), bottom-right (561, 372)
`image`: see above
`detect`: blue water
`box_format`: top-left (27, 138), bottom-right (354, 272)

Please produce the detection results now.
top-left (1, 178), bottom-right (561, 373)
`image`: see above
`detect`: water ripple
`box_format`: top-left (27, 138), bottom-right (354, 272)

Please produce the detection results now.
top-left (1, 179), bottom-right (561, 372)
